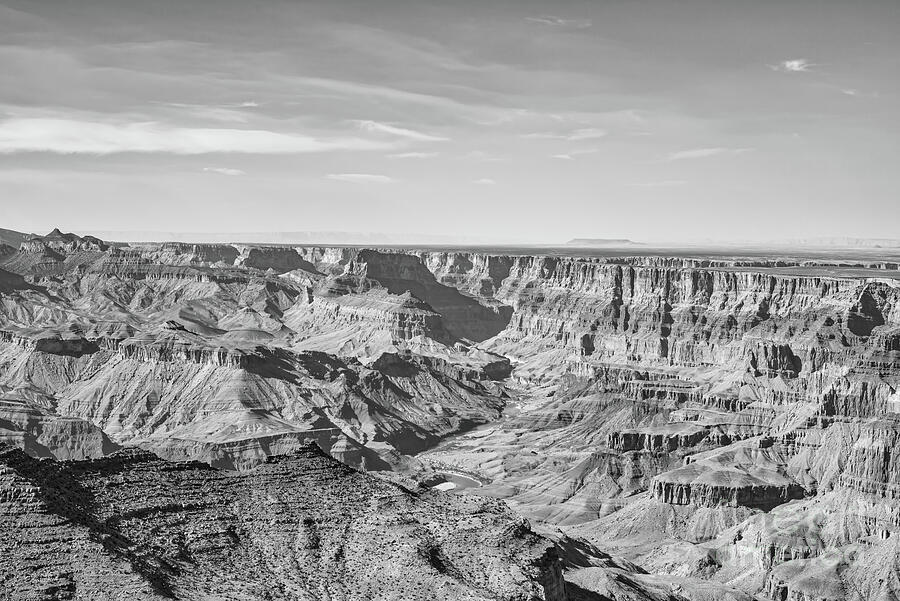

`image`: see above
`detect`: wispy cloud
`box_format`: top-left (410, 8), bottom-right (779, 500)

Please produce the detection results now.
top-left (551, 148), bottom-right (598, 160)
top-left (154, 102), bottom-right (256, 123)
top-left (525, 16), bottom-right (592, 29)
top-left (0, 118), bottom-right (392, 154)
top-left (523, 127), bottom-right (607, 141)
top-left (666, 147), bottom-right (753, 161)
top-left (837, 87), bottom-right (879, 98)
top-left (473, 178), bottom-right (496, 185)
top-left (769, 58), bottom-right (814, 73)
top-left (202, 167), bottom-right (245, 176)
top-left (567, 128), bottom-right (607, 141)
top-left (283, 76), bottom-right (502, 120)
top-left (388, 151), bottom-right (439, 159)
top-left (352, 119), bottom-right (448, 142)
top-left (629, 180), bottom-right (688, 188)
top-left (326, 173), bottom-right (395, 184)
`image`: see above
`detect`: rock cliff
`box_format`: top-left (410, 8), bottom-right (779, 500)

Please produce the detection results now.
top-left (3, 233), bottom-right (900, 599)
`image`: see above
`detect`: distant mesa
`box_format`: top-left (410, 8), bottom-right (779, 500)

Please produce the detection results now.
top-left (565, 238), bottom-right (644, 247)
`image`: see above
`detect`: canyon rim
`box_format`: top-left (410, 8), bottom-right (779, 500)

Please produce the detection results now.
top-left (2, 1), bottom-right (900, 600)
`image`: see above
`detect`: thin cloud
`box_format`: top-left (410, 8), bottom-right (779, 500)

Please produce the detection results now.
top-left (552, 148), bottom-right (598, 160)
top-left (352, 119), bottom-right (448, 142)
top-left (388, 151), bottom-right (439, 159)
top-left (568, 128), bottom-right (607, 141)
top-left (522, 128), bottom-right (607, 141)
top-left (326, 173), bottom-right (395, 184)
top-left (202, 167), bottom-right (245, 176)
top-left (473, 178), bottom-right (496, 185)
top-left (153, 102), bottom-right (259, 123)
top-left (287, 76), bottom-right (507, 122)
top-left (0, 118), bottom-right (391, 154)
top-left (769, 59), bottom-right (814, 73)
top-left (666, 147), bottom-right (753, 161)
top-left (838, 88), bottom-right (879, 99)
top-left (525, 16), bottom-right (592, 29)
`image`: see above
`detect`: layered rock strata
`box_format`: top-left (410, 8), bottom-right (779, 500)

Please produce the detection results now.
top-left (2, 232), bottom-right (900, 599)
top-left (0, 443), bottom-right (566, 601)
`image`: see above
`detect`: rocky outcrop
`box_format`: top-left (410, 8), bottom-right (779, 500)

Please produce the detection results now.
top-left (608, 423), bottom-right (710, 452)
top-left (373, 351), bottom-right (511, 382)
top-left (0, 329), bottom-right (507, 470)
top-left (238, 245), bottom-right (319, 273)
top-left (155, 242), bottom-right (240, 266)
top-left (0, 444), bottom-right (567, 600)
top-left (419, 252), bottom-right (516, 300)
top-left (835, 417), bottom-right (900, 499)
top-left (20, 228), bottom-right (109, 254)
top-left (651, 446), bottom-right (806, 510)
top-left (286, 287), bottom-right (449, 343)
top-left (346, 249), bottom-right (514, 342)
top-left (3, 236), bottom-right (900, 600)
top-left (403, 251), bottom-right (900, 380)
top-left (116, 338), bottom-right (265, 368)
top-left (0, 395), bottom-right (119, 460)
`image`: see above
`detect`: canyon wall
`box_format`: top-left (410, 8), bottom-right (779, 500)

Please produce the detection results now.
top-left (2, 234), bottom-right (900, 599)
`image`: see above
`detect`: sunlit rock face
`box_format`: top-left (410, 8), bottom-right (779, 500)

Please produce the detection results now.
top-left (402, 249), bottom-right (900, 600)
top-left (0, 389), bottom-right (120, 460)
top-left (2, 233), bottom-right (900, 599)
top-left (0, 237), bottom-right (512, 471)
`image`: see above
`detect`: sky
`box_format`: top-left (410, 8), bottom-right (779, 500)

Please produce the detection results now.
top-left (0, 0), bottom-right (898, 244)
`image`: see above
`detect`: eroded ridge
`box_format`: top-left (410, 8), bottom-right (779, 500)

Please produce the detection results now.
top-left (3, 231), bottom-right (900, 599)
top-left (0, 443), bottom-right (566, 600)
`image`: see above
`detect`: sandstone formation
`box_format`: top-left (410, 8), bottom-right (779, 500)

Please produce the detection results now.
top-left (0, 235), bottom-right (512, 472)
top-left (2, 229), bottom-right (900, 599)
top-left (408, 247), bottom-right (900, 600)
top-left (0, 389), bottom-right (119, 460)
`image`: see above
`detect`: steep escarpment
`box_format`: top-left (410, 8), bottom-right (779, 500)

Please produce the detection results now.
top-left (650, 445), bottom-right (806, 510)
top-left (238, 245), bottom-right (319, 273)
top-left (146, 242), bottom-right (241, 266)
top-left (0, 235), bottom-right (515, 471)
top-left (319, 249), bottom-right (513, 343)
top-left (4, 234), bottom-right (900, 600)
top-left (0, 391), bottom-right (119, 460)
top-left (0, 333), bottom-right (507, 470)
top-left (402, 248), bottom-right (900, 600)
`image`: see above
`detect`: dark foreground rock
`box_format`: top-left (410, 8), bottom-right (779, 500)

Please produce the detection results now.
top-left (0, 444), bottom-right (566, 601)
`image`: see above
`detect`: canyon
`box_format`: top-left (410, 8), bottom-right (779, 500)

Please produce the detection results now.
top-left (2, 229), bottom-right (900, 600)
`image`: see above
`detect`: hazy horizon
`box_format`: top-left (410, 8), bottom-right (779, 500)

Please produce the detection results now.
top-left (7, 225), bottom-right (900, 251)
top-left (1, 0), bottom-right (899, 242)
